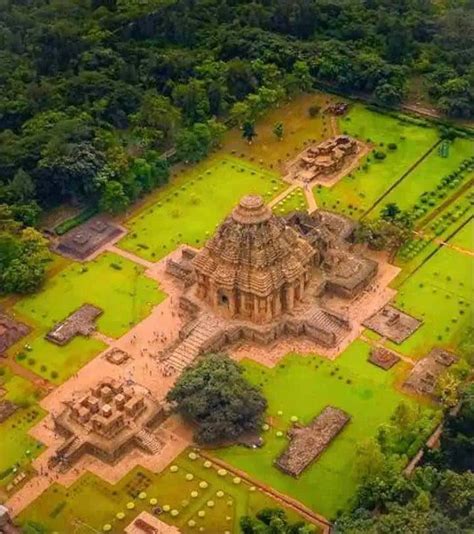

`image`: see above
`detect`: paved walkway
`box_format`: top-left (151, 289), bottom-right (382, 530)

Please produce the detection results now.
top-left (268, 184), bottom-right (298, 208)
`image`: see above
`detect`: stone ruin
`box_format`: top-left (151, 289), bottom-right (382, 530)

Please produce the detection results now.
top-left (403, 348), bottom-right (458, 398)
top-left (0, 400), bottom-right (18, 423)
top-left (363, 305), bottom-right (422, 344)
top-left (45, 304), bottom-right (102, 345)
top-left (287, 135), bottom-right (360, 183)
top-left (124, 511), bottom-right (181, 534)
top-left (55, 216), bottom-right (124, 260)
top-left (104, 348), bottom-right (131, 365)
top-left (165, 247), bottom-right (197, 287)
top-left (50, 378), bottom-right (166, 471)
top-left (286, 210), bottom-right (378, 299)
top-left (324, 102), bottom-right (349, 116)
top-left (0, 314), bottom-right (31, 354)
top-left (161, 196), bottom-right (379, 373)
top-left (275, 406), bottom-right (351, 477)
top-left (368, 347), bottom-right (400, 370)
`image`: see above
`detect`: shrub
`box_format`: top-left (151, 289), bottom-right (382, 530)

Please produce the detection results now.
top-left (374, 150), bottom-right (387, 160)
top-left (388, 142), bottom-right (397, 150)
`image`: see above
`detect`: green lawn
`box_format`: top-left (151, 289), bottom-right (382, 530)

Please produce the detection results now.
top-left (214, 341), bottom-right (419, 519)
top-left (272, 187), bottom-right (307, 215)
top-left (222, 92), bottom-right (335, 171)
top-left (314, 105), bottom-right (439, 218)
top-left (0, 367), bottom-right (45, 498)
top-left (9, 252), bottom-right (165, 383)
top-left (374, 136), bottom-right (474, 217)
top-left (119, 156), bottom-right (286, 261)
top-left (389, 220), bottom-right (474, 358)
top-left (18, 450), bottom-right (308, 534)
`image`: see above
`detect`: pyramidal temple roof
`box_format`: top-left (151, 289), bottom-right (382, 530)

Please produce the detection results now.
top-left (192, 195), bottom-right (316, 297)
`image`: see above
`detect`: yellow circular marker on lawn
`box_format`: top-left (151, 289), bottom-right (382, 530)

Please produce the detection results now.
top-left (149, 498), bottom-right (158, 506)
top-left (199, 481), bottom-right (208, 489)
top-left (116, 512), bottom-right (125, 520)
top-left (162, 505), bottom-right (171, 512)
top-left (188, 520), bottom-right (196, 528)
top-left (102, 525), bottom-right (112, 532)
top-left (186, 473), bottom-right (194, 481)
top-left (170, 465), bottom-right (179, 473)
top-left (126, 502), bottom-right (135, 510)
top-left (138, 492), bottom-right (147, 499)
top-left (191, 491), bottom-right (199, 498)
top-left (198, 510), bottom-right (206, 518)
top-left (207, 500), bottom-right (215, 508)
top-left (171, 509), bottom-right (179, 517)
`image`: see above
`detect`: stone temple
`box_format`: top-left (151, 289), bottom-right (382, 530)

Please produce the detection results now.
top-left (163, 195), bottom-right (380, 373)
top-left (193, 195), bottom-right (315, 323)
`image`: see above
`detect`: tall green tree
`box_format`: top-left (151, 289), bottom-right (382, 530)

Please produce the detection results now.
top-left (167, 354), bottom-right (267, 444)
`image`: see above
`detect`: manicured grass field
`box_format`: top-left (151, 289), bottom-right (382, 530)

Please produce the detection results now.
top-left (373, 137), bottom-right (474, 216)
top-left (388, 220), bottom-right (474, 358)
top-left (272, 187), bottom-right (308, 215)
top-left (314, 105), bottom-right (439, 218)
top-left (9, 252), bottom-right (164, 383)
top-left (222, 92), bottom-right (335, 170)
top-left (18, 450), bottom-right (307, 534)
top-left (119, 156), bottom-right (286, 262)
top-left (0, 367), bottom-right (45, 498)
top-left (214, 341), bottom-right (420, 519)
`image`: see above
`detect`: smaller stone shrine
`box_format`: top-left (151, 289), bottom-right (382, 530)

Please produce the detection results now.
top-left (0, 314), bottom-right (31, 354)
top-left (363, 305), bottom-right (422, 344)
top-left (404, 348), bottom-right (458, 398)
top-left (46, 304), bottom-right (102, 345)
top-left (368, 347), bottom-right (400, 370)
top-left (325, 102), bottom-right (349, 116)
top-left (55, 216), bottom-right (124, 260)
top-left (275, 406), bottom-right (351, 477)
top-left (50, 378), bottom-right (166, 471)
top-left (287, 135), bottom-right (360, 183)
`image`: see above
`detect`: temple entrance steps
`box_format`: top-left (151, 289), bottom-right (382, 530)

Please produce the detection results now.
top-left (135, 429), bottom-right (163, 454)
top-left (166, 314), bottom-right (225, 372)
top-left (306, 307), bottom-right (350, 342)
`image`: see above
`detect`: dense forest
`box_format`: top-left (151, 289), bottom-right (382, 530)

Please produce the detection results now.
top-left (0, 0), bottom-right (473, 215)
top-left (334, 384), bottom-right (474, 533)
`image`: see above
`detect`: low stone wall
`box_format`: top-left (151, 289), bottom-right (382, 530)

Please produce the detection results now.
top-left (276, 406), bottom-right (351, 478)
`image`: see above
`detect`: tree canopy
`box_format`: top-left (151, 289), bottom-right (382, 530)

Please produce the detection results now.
top-left (0, 0), bottom-right (472, 219)
top-left (166, 353), bottom-right (267, 444)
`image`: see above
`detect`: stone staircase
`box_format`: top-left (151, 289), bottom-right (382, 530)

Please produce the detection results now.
top-left (166, 314), bottom-right (224, 373)
top-left (306, 307), bottom-right (349, 343)
top-left (135, 429), bottom-right (163, 454)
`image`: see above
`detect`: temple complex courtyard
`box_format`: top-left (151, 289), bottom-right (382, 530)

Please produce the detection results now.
top-left (1, 93), bottom-right (472, 533)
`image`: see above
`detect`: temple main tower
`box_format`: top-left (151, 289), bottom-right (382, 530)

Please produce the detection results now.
top-left (192, 195), bottom-right (316, 323)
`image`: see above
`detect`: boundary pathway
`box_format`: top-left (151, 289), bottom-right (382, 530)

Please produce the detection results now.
top-left (361, 140), bottom-right (442, 219)
top-left (199, 451), bottom-right (332, 533)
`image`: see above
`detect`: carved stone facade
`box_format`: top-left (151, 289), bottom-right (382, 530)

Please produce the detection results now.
top-left (50, 379), bottom-right (166, 471)
top-left (193, 195), bottom-right (316, 323)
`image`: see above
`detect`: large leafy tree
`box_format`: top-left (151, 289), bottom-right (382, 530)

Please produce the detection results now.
top-left (167, 354), bottom-right (267, 444)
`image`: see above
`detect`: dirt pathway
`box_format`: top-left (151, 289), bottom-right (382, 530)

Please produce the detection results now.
top-left (413, 229), bottom-right (474, 257)
top-left (105, 244), bottom-right (155, 269)
top-left (362, 140), bottom-right (442, 219)
top-left (1, 357), bottom-right (53, 392)
top-left (199, 451), bottom-right (331, 533)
